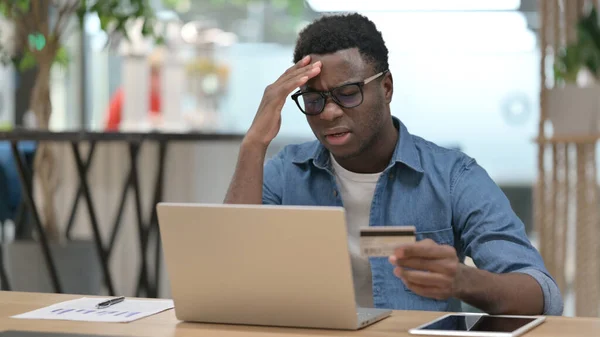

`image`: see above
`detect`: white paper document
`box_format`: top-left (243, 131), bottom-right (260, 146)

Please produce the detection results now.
top-left (12, 297), bottom-right (174, 323)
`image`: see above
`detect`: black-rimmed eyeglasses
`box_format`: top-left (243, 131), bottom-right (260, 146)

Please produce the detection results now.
top-left (291, 70), bottom-right (388, 116)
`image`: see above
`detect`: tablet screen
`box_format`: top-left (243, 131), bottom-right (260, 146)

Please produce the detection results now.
top-left (419, 314), bottom-right (538, 333)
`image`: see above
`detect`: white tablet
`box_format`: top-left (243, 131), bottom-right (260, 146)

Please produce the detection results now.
top-left (409, 313), bottom-right (546, 337)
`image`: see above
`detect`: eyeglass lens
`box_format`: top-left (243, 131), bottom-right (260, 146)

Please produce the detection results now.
top-left (297, 84), bottom-right (363, 115)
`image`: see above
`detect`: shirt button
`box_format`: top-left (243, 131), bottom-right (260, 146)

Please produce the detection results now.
top-left (333, 190), bottom-right (338, 197)
top-left (389, 174), bottom-right (394, 180)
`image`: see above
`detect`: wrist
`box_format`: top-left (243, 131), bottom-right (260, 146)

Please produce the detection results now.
top-left (241, 136), bottom-right (269, 154)
top-left (452, 263), bottom-right (473, 299)
top-left (243, 131), bottom-right (272, 148)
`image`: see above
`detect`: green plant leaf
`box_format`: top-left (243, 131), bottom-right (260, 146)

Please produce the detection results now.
top-left (141, 17), bottom-right (154, 35)
top-left (99, 15), bottom-right (111, 30)
top-left (0, 0), bottom-right (163, 72)
top-left (15, 0), bottom-right (31, 13)
top-left (18, 51), bottom-right (37, 71)
top-left (54, 46), bottom-right (69, 68)
top-left (553, 5), bottom-right (600, 83)
top-left (162, 0), bottom-right (184, 9)
top-left (206, 0), bottom-right (305, 16)
top-left (271, 0), bottom-right (289, 10)
top-left (287, 0), bottom-right (307, 16)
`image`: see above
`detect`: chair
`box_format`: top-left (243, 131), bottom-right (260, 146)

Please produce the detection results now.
top-left (0, 141), bottom-right (36, 239)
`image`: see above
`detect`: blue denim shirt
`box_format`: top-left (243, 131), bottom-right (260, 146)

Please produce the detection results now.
top-left (262, 117), bottom-right (563, 316)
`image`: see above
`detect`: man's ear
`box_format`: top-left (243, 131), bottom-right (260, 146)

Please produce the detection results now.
top-left (383, 71), bottom-right (393, 104)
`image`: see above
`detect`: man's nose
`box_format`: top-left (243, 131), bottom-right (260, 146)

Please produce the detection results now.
top-left (319, 99), bottom-right (344, 122)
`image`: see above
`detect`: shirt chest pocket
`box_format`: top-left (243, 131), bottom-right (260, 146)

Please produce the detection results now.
top-left (415, 227), bottom-right (455, 246)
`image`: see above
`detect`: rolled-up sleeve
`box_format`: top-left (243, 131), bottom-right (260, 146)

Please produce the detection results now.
top-left (514, 268), bottom-right (564, 316)
top-left (262, 152), bottom-right (284, 205)
top-left (451, 158), bottom-right (564, 316)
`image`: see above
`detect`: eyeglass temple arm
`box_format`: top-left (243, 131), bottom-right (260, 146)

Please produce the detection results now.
top-left (364, 70), bottom-right (388, 84)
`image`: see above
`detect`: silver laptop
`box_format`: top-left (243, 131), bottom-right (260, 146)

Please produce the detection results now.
top-left (156, 203), bottom-right (392, 330)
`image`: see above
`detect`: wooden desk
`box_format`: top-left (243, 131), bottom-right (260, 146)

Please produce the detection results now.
top-left (1, 292), bottom-right (599, 337)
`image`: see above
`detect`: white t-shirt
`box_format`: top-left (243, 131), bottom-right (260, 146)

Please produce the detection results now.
top-left (330, 154), bottom-right (382, 308)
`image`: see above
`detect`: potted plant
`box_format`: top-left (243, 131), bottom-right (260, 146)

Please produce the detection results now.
top-left (0, 0), bottom-right (167, 294)
top-left (550, 6), bottom-right (600, 137)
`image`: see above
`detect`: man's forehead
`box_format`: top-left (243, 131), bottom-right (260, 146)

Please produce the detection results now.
top-left (309, 48), bottom-right (366, 71)
top-left (305, 48), bottom-right (368, 89)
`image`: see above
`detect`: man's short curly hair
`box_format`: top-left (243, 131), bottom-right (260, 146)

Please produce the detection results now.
top-left (293, 13), bottom-right (389, 73)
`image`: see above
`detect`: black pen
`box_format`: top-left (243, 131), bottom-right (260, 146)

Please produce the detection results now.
top-left (96, 296), bottom-right (125, 309)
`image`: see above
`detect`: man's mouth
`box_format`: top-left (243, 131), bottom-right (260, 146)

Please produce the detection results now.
top-left (324, 131), bottom-right (351, 145)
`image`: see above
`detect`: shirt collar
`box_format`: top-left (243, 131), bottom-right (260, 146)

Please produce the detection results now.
top-left (291, 116), bottom-right (424, 173)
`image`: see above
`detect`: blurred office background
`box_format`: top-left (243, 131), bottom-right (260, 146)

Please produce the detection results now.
top-left (0, 0), bottom-right (593, 318)
top-left (66, 0), bottom-right (541, 186)
top-left (46, 0), bottom-right (542, 214)
top-left (17, 0), bottom-right (541, 230)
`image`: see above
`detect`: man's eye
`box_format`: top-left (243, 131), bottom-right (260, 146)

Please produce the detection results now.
top-left (336, 88), bottom-right (360, 96)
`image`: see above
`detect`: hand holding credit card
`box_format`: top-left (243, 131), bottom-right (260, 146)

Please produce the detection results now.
top-left (360, 226), bottom-right (416, 257)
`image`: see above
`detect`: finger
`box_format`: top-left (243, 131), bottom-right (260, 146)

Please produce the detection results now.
top-left (395, 257), bottom-right (458, 276)
top-left (401, 279), bottom-right (452, 301)
top-left (395, 267), bottom-right (453, 288)
top-left (282, 55), bottom-right (311, 76)
top-left (279, 64), bottom-right (322, 93)
top-left (296, 54), bottom-right (311, 68)
top-left (279, 60), bottom-right (322, 86)
top-left (262, 62), bottom-right (319, 99)
top-left (395, 239), bottom-right (456, 259)
top-left (388, 255), bottom-right (397, 265)
top-left (261, 61), bottom-right (321, 111)
top-left (258, 73), bottom-right (313, 115)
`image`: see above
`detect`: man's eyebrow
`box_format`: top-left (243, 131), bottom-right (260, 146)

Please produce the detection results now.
top-left (335, 78), bottom-right (361, 87)
top-left (304, 78), bottom-right (361, 91)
